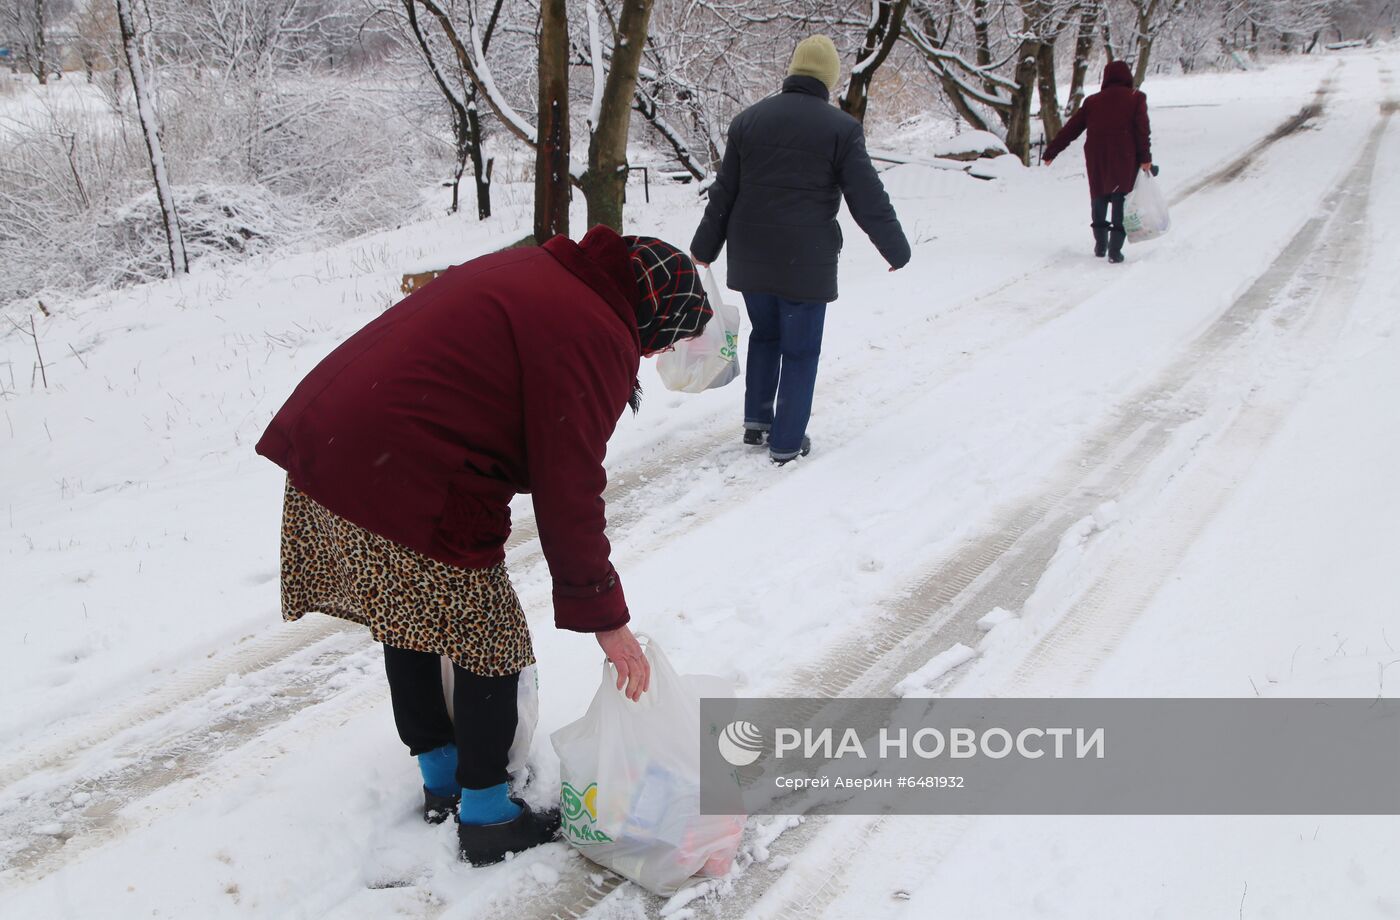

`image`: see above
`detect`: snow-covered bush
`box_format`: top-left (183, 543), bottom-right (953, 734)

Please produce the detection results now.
top-left (0, 0), bottom-right (434, 309)
top-left (156, 74), bottom-right (425, 240)
top-left (95, 184), bottom-right (312, 286)
top-left (0, 67), bottom-right (431, 308)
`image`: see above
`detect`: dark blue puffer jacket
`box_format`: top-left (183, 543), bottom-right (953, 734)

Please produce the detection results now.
top-left (690, 75), bottom-right (910, 304)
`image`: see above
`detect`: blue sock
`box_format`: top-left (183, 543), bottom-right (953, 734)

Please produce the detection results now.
top-left (417, 745), bottom-right (459, 798)
top-left (457, 783), bottom-right (522, 826)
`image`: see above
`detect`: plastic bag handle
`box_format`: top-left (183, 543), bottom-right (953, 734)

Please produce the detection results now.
top-left (702, 267), bottom-right (739, 331)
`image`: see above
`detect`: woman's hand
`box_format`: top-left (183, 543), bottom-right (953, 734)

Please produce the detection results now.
top-left (1141, 162), bottom-right (1153, 173)
top-left (596, 625), bottom-right (651, 701)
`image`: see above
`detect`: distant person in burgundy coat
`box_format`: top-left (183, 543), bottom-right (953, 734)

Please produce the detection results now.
top-left (1043, 60), bottom-right (1153, 263)
top-left (255, 227), bottom-right (710, 866)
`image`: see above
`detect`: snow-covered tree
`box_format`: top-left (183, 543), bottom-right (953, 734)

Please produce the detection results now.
top-left (1, 0), bottom-right (74, 83)
top-left (396, 0), bottom-right (505, 219)
top-left (842, 0), bottom-right (912, 122)
top-left (115, 0), bottom-right (188, 276)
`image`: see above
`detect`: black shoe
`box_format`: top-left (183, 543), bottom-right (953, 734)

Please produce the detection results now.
top-left (742, 428), bottom-right (767, 447)
top-left (458, 803), bottom-right (561, 867)
top-left (1093, 227), bottom-right (1108, 258)
top-left (770, 437), bottom-right (812, 466)
top-left (423, 787), bottom-right (459, 825)
top-left (1108, 229), bottom-right (1126, 263)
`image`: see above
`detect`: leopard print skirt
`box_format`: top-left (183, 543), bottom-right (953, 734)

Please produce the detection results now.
top-left (278, 480), bottom-right (534, 676)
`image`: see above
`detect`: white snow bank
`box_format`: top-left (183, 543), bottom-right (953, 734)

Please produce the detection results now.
top-left (893, 644), bottom-right (979, 696)
top-left (930, 130), bottom-right (1008, 158)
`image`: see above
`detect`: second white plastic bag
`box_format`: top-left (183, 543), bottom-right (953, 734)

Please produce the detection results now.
top-left (1123, 170), bottom-right (1171, 244)
top-left (442, 659), bottom-right (538, 780)
top-left (551, 640), bottom-right (745, 896)
top-left (656, 268), bottom-right (741, 393)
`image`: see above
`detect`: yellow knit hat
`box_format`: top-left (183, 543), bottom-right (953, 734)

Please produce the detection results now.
top-left (788, 35), bottom-right (841, 92)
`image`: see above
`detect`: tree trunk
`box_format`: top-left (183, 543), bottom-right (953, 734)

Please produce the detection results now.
top-left (972, 0), bottom-right (1008, 127)
top-left (1133, 35), bottom-right (1153, 85)
top-left (469, 0), bottom-right (504, 220)
top-left (404, 0), bottom-right (466, 215)
top-left (840, 0), bottom-right (910, 123)
top-left (467, 103), bottom-right (492, 221)
top-left (534, 0), bottom-right (571, 241)
top-left (115, 0), bottom-right (188, 276)
top-left (1066, 2), bottom-right (1098, 116)
top-left (1036, 41), bottom-right (1063, 142)
top-left (583, 0), bottom-right (656, 231)
top-left (1005, 39), bottom-right (1041, 164)
top-left (34, 0), bottom-right (49, 85)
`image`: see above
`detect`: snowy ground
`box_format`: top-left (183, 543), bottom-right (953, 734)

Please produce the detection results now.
top-left (3, 48), bottom-right (1399, 918)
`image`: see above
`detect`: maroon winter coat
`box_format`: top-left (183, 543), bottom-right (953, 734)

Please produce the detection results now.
top-left (1045, 61), bottom-right (1152, 198)
top-left (256, 226), bottom-right (642, 633)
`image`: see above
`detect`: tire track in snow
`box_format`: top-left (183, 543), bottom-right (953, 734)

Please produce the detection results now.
top-left (0, 634), bottom-right (382, 877)
top-left (1171, 66), bottom-right (1336, 202)
top-left (0, 71), bottom-right (1346, 890)
top-left (0, 642), bottom-right (390, 883)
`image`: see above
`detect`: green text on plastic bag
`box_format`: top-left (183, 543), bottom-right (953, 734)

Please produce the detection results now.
top-left (560, 781), bottom-right (613, 846)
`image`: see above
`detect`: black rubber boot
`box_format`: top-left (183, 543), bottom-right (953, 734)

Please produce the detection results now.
top-left (770, 436), bottom-right (812, 466)
top-left (1093, 225), bottom-right (1109, 258)
top-left (742, 428), bottom-right (767, 447)
top-left (1107, 229), bottom-right (1126, 264)
top-left (423, 787), bottom-right (459, 825)
top-left (458, 803), bottom-right (562, 867)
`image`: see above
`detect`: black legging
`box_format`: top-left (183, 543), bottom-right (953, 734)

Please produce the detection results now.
top-left (1092, 193), bottom-right (1126, 233)
top-left (382, 644), bottom-right (519, 790)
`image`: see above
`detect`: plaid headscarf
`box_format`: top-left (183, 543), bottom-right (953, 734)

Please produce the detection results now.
top-left (624, 236), bottom-right (712, 356)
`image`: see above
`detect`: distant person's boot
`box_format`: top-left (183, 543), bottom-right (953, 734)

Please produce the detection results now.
top-left (1108, 228), bottom-right (1126, 264)
top-left (1093, 224), bottom-right (1109, 258)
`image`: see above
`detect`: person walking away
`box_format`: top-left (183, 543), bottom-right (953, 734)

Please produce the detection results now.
top-left (255, 227), bottom-right (711, 866)
top-left (690, 34), bottom-right (910, 465)
top-left (1043, 60), bottom-right (1153, 263)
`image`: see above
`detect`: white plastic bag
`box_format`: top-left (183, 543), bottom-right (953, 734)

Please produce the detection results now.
top-left (443, 659), bottom-right (538, 780)
top-left (551, 641), bottom-right (746, 895)
top-left (656, 268), bottom-right (741, 393)
top-left (1123, 170), bottom-right (1171, 244)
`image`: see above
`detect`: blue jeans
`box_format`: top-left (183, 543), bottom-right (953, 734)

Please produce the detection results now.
top-left (741, 292), bottom-right (827, 457)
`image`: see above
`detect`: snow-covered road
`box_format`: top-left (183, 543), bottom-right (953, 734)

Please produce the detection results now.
top-left (3, 48), bottom-right (1398, 919)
